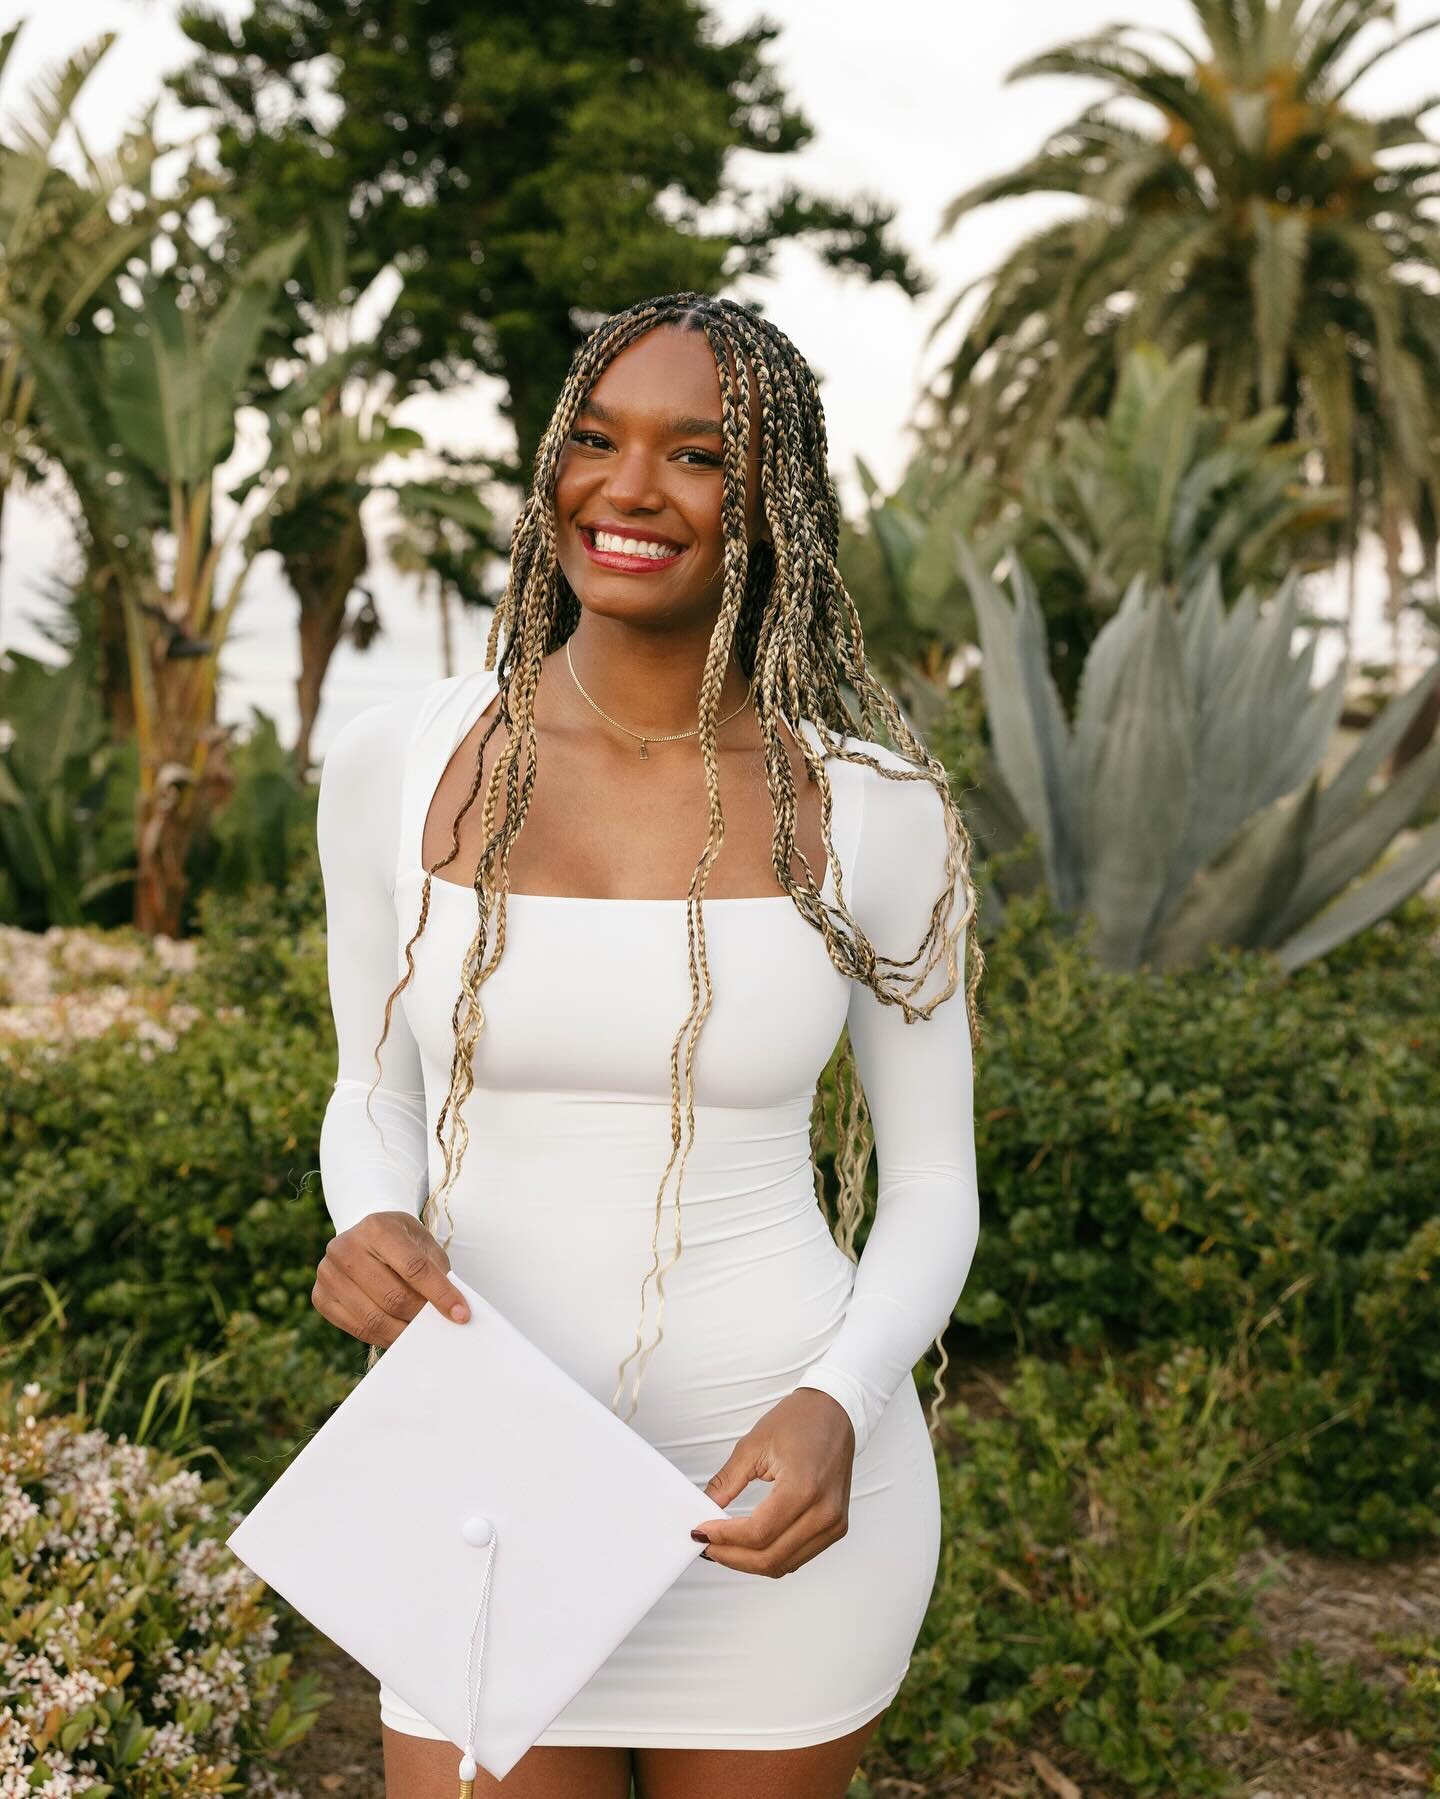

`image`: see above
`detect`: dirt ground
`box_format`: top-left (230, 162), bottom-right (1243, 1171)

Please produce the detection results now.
top-left (282, 1536), bottom-right (1440, 1798)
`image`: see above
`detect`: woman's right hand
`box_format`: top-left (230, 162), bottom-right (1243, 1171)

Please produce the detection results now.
top-left (312, 1210), bottom-right (471, 1347)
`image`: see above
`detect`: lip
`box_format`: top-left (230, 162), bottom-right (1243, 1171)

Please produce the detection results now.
top-left (577, 520), bottom-right (689, 574)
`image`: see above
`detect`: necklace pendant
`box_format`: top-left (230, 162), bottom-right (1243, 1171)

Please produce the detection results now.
top-left (639, 739), bottom-right (649, 759)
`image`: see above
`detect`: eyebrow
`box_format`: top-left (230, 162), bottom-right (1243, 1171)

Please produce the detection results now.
top-left (580, 396), bottom-right (723, 438)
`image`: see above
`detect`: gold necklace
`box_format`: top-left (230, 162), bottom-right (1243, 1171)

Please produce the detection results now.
top-left (565, 640), bottom-right (754, 758)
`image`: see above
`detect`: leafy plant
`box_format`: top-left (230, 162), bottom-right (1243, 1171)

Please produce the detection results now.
top-left (0, 1375), bottom-right (325, 1796)
top-left (965, 888), bottom-right (1440, 1555)
top-left (873, 1346), bottom-right (1265, 1795)
top-left (7, 231), bottom-right (309, 937)
top-left (0, 648), bottom-right (137, 929)
top-left (961, 543), bottom-right (1440, 970)
top-left (1276, 1635), bottom-right (1440, 1772)
top-left (999, 343), bottom-right (1343, 695)
top-left (926, 0), bottom-right (1440, 611)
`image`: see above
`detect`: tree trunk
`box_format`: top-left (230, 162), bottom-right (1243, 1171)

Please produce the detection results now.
top-left (438, 570), bottom-right (454, 678)
top-left (133, 661), bottom-right (235, 938)
top-left (290, 508), bottom-right (368, 778)
top-left (96, 567), bottom-right (136, 740)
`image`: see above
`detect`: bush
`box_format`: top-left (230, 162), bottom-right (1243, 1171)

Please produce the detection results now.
top-left (963, 889), bottom-right (1440, 1555)
top-left (2, 856), bottom-right (1436, 1553)
top-left (0, 875), bottom-right (358, 1500)
top-left (873, 1345), bottom-right (1263, 1795)
top-left (0, 1375), bottom-right (325, 1796)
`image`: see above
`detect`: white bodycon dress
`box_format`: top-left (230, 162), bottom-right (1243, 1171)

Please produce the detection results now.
top-left (315, 665), bottom-right (981, 1752)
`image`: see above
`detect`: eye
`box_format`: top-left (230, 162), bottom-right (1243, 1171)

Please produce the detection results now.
top-left (676, 448), bottom-right (722, 468)
top-left (569, 429), bottom-right (610, 450)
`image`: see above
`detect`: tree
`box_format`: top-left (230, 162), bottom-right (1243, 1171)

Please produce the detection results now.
top-left (169, 0), bottom-right (925, 472)
top-left (924, 0), bottom-right (1440, 696)
top-left (0, 24), bottom-right (189, 643)
top-left (11, 235), bottom-right (310, 934)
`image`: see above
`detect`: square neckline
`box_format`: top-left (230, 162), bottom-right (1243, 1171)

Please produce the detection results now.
top-left (414, 666), bottom-right (840, 908)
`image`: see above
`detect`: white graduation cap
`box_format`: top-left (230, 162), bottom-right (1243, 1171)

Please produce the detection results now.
top-left (226, 1273), bottom-right (717, 1788)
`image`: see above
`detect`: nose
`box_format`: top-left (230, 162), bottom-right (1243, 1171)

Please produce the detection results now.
top-left (601, 442), bottom-right (666, 514)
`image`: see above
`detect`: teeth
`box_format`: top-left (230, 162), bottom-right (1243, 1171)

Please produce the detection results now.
top-left (593, 530), bottom-right (678, 559)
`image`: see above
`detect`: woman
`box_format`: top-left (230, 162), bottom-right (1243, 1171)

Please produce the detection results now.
top-left (311, 291), bottom-right (983, 1799)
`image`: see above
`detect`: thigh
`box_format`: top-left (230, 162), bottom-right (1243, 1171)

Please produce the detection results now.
top-left (382, 1724), bottom-right (634, 1798)
top-left (632, 1707), bottom-right (887, 1799)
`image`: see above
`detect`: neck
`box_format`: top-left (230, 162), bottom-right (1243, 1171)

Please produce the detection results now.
top-left (561, 617), bottom-right (750, 736)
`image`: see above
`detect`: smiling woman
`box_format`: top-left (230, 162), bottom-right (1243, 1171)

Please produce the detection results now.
top-left (310, 291), bottom-right (984, 1799)
top-left (557, 328), bottom-right (770, 600)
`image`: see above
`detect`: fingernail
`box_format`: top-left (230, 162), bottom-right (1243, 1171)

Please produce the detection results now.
top-left (451, 1305), bottom-right (469, 1322)
top-left (690, 1528), bottom-right (709, 1542)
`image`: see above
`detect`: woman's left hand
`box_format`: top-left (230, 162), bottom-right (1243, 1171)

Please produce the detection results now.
top-left (692, 1388), bottom-right (856, 1577)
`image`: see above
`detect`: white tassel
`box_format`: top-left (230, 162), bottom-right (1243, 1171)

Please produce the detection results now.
top-left (458, 1518), bottom-right (498, 1796)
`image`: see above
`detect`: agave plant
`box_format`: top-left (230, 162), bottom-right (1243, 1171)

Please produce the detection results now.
top-left (960, 541), bottom-right (1440, 972)
top-left (1013, 342), bottom-right (1342, 640)
top-left (838, 454), bottom-right (1004, 737)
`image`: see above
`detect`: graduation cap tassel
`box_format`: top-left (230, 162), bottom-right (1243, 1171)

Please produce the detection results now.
top-left (458, 1516), bottom-right (498, 1796)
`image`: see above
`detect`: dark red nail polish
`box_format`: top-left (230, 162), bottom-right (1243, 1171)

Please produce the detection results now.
top-left (690, 1528), bottom-right (709, 1542)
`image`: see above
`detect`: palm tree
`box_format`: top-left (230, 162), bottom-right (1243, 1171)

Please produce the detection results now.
top-left (0, 24), bottom-right (192, 646)
top-left (9, 235), bottom-right (308, 935)
top-left (382, 481), bottom-right (497, 688)
top-left (927, 0), bottom-right (1440, 696)
top-left (240, 209), bottom-right (434, 774)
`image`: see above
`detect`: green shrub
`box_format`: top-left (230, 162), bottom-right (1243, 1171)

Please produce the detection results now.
top-left (0, 877), bottom-right (358, 1498)
top-left (874, 1345), bottom-right (1262, 1795)
top-left (1276, 1634), bottom-right (1440, 1773)
top-left (961, 890), bottom-right (1440, 1555)
top-left (0, 1375), bottom-right (325, 1795)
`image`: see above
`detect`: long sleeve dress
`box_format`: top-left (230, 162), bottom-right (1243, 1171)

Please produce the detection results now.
top-left (316, 664), bottom-right (980, 1751)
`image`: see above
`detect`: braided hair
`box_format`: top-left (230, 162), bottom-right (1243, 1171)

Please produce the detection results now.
top-left (366, 291), bottom-right (985, 1437)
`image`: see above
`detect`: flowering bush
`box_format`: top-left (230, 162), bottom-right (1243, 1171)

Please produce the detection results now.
top-left (0, 925), bottom-right (236, 1062)
top-left (0, 1379), bottom-right (324, 1797)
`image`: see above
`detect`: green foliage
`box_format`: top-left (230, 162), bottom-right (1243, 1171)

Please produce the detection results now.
top-left (1276, 1634), bottom-right (1440, 1772)
top-left (0, 872), bottom-right (359, 1500)
top-left (926, 0), bottom-right (1440, 568)
top-left (999, 343), bottom-right (1343, 691)
top-left (967, 889), bottom-right (1440, 1554)
top-left (837, 454), bottom-right (1001, 735)
top-left (0, 647), bottom-right (136, 929)
top-left (874, 1347), bottom-right (1263, 1795)
top-left (0, 1374), bottom-right (324, 1794)
top-left (0, 638), bottom-right (323, 933)
top-left (170, 0), bottom-right (925, 469)
top-left (184, 713), bottom-right (320, 906)
top-left (961, 545), bottom-right (1440, 970)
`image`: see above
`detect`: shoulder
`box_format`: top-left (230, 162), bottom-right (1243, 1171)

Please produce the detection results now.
top-left (826, 731), bottom-right (946, 842)
top-left (804, 725), bottom-right (951, 922)
top-left (315, 675), bottom-right (474, 884)
top-left (319, 674), bottom-right (472, 797)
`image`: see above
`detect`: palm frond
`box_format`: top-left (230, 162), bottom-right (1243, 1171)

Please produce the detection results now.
top-left (1333, 14), bottom-right (1440, 98)
top-left (5, 34), bottom-right (115, 163)
top-left (1249, 199), bottom-right (1310, 406)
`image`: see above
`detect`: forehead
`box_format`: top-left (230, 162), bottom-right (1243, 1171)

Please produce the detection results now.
top-left (579, 325), bottom-right (720, 415)
top-left (580, 324), bottom-right (756, 420)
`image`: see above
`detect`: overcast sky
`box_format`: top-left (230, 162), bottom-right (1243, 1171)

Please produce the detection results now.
top-left (0, 0), bottom-right (1432, 750)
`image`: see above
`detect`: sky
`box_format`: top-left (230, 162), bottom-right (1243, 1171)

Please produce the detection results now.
top-left (0, 0), bottom-right (1433, 752)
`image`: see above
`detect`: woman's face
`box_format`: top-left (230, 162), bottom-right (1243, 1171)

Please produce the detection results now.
top-left (552, 324), bottom-right (768, 627)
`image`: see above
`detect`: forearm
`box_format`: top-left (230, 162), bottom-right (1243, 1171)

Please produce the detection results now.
top-left (318, 1078), bottom-right (430, 1237)
top-left (794, 1170), bottom-right (978, 1455)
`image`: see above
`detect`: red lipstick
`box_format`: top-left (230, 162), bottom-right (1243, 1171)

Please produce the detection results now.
top-left (578, 522), bottom-right (688, 574)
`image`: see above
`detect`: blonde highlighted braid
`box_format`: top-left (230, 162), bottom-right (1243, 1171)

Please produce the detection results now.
top-left (364, 292), bottom-right (985, 1441)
